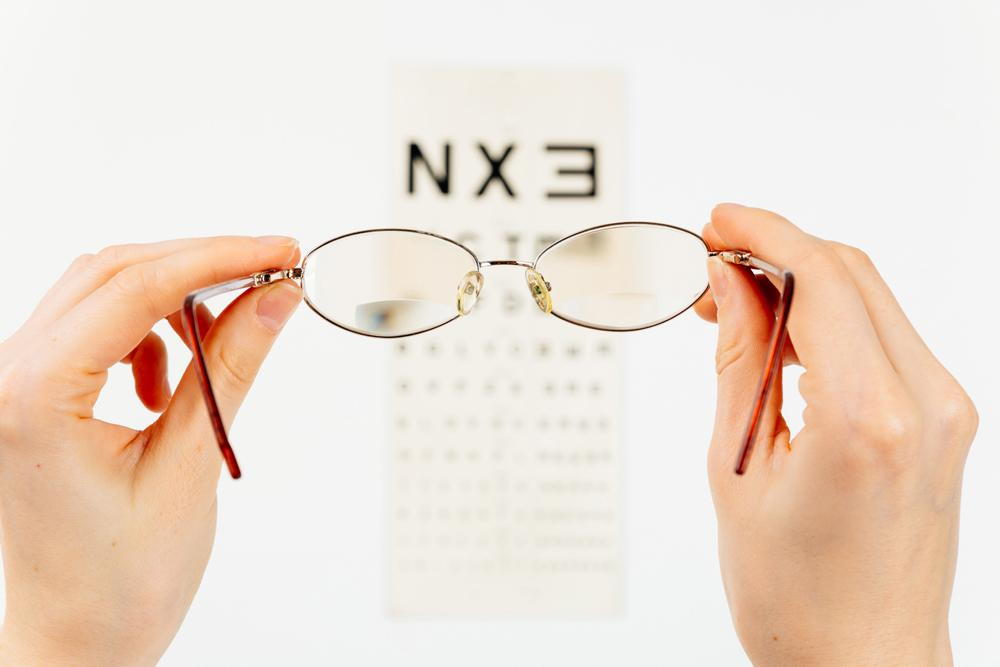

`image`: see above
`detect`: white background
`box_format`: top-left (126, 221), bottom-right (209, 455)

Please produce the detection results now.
top-left (1, 1), bottom-right (998, 664)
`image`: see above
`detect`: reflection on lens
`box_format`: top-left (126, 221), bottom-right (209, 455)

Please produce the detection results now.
top-left (302, 230), bottom-right (479, 336)
top-left (354, 299), bottom-right (454, 334)
top-left (534, 223), bottom-right (708, 330)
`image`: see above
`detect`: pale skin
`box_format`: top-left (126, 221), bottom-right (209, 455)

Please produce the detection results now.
top-left (0, 205), bottom-right (977, 665)
top-left (0, 235), bottom-right (303, 665)
top-left (694, 204), bottom-right (977, 665)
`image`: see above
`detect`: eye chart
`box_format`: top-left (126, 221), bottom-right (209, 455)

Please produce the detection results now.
top-left (388, 67), bottom-right (625, 615)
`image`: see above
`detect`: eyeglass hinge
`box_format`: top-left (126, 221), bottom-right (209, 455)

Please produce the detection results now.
top-left (251, 267), bottom-right (303, 287)
top-left (715, 250), bottom-right (753, 267)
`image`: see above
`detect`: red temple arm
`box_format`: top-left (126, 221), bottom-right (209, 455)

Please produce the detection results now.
top-left (711, 251), bottom-right (796, 475)
top-left (181, 268), bottom-right (302, 479)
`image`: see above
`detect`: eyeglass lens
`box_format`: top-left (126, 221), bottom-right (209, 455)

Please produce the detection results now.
top-left (534, 224), bottom-right (709, 330)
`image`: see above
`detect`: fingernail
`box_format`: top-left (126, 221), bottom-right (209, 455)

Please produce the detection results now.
top-left (256, 282), bottom-right (301, 332)
top-left (707, 257), bottom-right (729, 301)
top-left (255, 235), bottom-right (298, 247)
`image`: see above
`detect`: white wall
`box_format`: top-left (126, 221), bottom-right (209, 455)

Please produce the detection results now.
top-left (1, 1), bottom-right (997, 664)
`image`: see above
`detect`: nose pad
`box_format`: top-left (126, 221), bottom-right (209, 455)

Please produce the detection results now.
top-left (456, 270), bottom-right (485, 315)
top-left (525, 268), bottom-right (553, 314)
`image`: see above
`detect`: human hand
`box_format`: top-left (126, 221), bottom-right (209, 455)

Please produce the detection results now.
top-left (0, 236), bottom-right (302, 665)
top-left (695, 204), bottom-right (977, 666)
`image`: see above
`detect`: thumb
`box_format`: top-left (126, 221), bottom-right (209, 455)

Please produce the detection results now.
top-left (706, 257), bottom-right (781, 482)
top-left (141, 280), bottom-right (302, 496)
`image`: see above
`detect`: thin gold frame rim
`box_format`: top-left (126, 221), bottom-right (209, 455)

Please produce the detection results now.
top-left (298, 221), bottom-right (717, 338)
top-left (533, 221), bottom-right (712, 333)
top-left (300, 227), bottom-right (481, 339)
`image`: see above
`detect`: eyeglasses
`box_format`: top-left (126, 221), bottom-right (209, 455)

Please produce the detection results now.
top-left (183, 222), bottom-right (794, 479)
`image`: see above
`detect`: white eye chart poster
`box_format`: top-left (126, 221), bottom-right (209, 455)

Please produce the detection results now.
top-left (388, 67), bottom-right (625, 616)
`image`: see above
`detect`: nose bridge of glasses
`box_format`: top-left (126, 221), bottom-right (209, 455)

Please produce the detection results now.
top-left (473, 260), bottom-right (552, 314)
top-left (479, 259), bottom-right (535, 270)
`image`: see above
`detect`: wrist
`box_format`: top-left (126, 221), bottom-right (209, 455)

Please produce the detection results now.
top-left (741, 622), bottom-right (952, 667)
top-left (0, 620), bottom-right (161, 667)
top-left (0, 625), bottom-right (101, 667)
top-left (0, 626), bottom-right (71, 667)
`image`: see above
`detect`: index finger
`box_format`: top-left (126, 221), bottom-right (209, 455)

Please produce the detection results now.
top-left (709, 204), bottom-right (894, 384)
top-left (55, 236), bottom-right (300, 371)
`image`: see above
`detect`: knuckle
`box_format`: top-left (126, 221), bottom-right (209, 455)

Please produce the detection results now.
top-left (215, 342), bottom-right (259, 391)
top-left (110, 264), bottom-right (151, 296)
top-left (932, 388), bottom-right (979, 446)
top-left (70, 252), bottom-right (97, 270)
top-left (843, 393), bottom-right (922, 474)
top-left (806, 243), bottom-right (846, 273)
top-left (109, 264), bottom-right (162, 317)
top-left (714, 335), bottom-right (754, 377)
top-left (828, 241), bottom-right (874, 268)
top-left (867, 407), bottom-right (920, 450)
top-left (857, 400), bottom-right (920, 448)
top-left (789, 241), bottom-right (846, 279)
top-left (93, 243), bottom-right (136, 269)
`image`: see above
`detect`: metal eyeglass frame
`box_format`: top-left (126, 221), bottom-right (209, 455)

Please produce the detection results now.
top-left (182, 221), bottom-right (794, 480)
